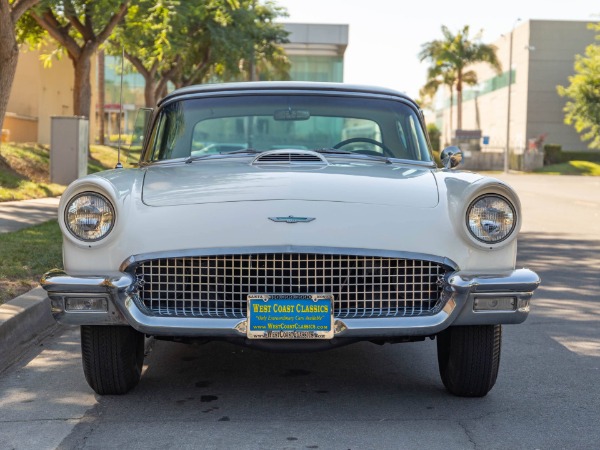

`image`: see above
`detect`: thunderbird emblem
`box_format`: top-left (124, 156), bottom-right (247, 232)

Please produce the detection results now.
top-left (269, 216), bottom-right (316, 223)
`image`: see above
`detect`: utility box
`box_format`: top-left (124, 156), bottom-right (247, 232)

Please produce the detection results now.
top-left (50, 116), bottom-right (88, 185)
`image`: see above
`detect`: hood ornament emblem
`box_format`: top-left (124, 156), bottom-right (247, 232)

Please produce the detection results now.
top-left (269, 216), bottom-right (316, 224)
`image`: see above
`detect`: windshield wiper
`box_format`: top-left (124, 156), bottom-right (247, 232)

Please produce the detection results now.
top-left (315, 148), bottom-right (392, 164)
top-left (314, 148), bottom-right (353, 154)
top-left (220, 148), bottom-right (262, 155)
top-left (184, 148), bottom-right (262, 164)
top-left (184, 154), bottom-right (217, 164)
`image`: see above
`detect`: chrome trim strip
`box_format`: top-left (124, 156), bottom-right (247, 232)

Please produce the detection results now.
top-left (268, 216), bottom-right (316, 223)
top-left (119, 247), bottom-right (459, 272)
top-left (387, 159), bottom-right (436, 168)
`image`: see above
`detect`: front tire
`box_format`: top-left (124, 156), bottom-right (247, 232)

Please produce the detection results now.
top-left (436, 325), bottom-right (502, 397)
top-left (81, 325), bottom-right (145, 395)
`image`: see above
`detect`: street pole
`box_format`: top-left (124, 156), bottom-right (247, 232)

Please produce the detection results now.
top-left (504, 30), bottom-right (514, 173)
top-left (504, 19), bottom-right (520, 173)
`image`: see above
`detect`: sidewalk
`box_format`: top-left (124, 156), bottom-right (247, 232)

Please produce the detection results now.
top-left (0, 196), bottom-right (61, 371)
top-left (0, 196), bottom-right (60, 233)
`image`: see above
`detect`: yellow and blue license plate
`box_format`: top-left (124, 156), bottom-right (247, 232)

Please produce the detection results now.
top-left (247, 294), bottom-right (334, 339)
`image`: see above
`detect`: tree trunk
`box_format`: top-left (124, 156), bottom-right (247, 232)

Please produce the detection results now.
top-left (98, 49), bottom-right (105, 144)
top-left (0, 6), bottom-right (19, 141)
top-left (72, 55), bottom-right (92, 118)
top-left (71, 43), bottom-right (98, 119)
top-left (124, 53), bottom-right (157, 107)
top-left (153, 80), bottom-right (167, 105)
top-left (158, 83), bottom-right (168, 101)
top-left (449, 88), bottom-right (454, 135)
top-left (446, 86), bottom-right (454, 145)
top-left (456, 72), bottom-right (463, 130)
top-left (144, 79), bottom-right (156, 108)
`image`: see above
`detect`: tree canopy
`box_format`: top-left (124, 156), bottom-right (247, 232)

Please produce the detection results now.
top-left (557, 22), bottom-right (600, 149)
top-left (112, 0), bottom-right (289, 107)
top-left (16, 0), bottom-right (129, 119)
top-left (10, 0), bottom-right (288, 121)
top-left (419, 25), bottom-right (501, 130)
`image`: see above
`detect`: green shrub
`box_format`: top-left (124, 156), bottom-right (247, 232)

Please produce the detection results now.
top-left (542, 144), bottom-right (600, 166)
top-left (561, 150), bottom-right (600, 163)
top-left (427, 123), bottom-right (441, 152)
top-left (543, 144), bottom-right (562, 165)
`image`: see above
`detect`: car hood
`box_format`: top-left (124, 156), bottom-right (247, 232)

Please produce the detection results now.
top-left (141, 160), bottom-right (439, 207)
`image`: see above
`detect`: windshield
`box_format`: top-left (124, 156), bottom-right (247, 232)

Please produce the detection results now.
top-left (145, 94), bottom-right (432, 162)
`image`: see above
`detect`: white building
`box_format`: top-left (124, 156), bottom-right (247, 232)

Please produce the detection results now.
top-left (433, 20), bottom-right (597, 159)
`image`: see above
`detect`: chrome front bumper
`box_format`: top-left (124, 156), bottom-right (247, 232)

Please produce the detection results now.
top-left (40, 268), bottom-right (540, 337)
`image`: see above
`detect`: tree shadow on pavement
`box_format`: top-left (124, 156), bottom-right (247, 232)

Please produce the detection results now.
top-left (517, 232), bottom-right (599, 302)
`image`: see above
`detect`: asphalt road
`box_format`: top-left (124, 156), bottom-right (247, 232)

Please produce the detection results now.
top-left (1, 174), bottom-right (599, 450)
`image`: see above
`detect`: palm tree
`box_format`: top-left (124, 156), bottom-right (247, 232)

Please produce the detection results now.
top-left (420, 63), bottom-right (479, 143)
top-left (419, 25), bottom-right (501, 130)
top-left (420, 64), bottom-right (457, 134)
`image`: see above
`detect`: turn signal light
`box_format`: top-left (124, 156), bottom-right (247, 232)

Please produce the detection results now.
top-left (473, 296), bottom-right (516, 312)
top-left (65, 297), bottom-right (108, 312)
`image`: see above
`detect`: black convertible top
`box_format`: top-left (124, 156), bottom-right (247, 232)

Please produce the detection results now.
top-left (159, 81), bottom-right (416, 107)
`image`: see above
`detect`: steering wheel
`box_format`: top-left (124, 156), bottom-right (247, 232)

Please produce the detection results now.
top-left (333, 137), bottom-right (394, 157)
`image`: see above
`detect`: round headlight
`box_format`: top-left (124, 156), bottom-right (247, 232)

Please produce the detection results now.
top-left (65, 192), bottom-right (115, 242)
top-left (467, 194), bottom-right (516, 243)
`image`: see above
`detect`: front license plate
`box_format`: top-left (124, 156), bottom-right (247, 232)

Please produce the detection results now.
top-left (247, 294), bottom-right (334, 339)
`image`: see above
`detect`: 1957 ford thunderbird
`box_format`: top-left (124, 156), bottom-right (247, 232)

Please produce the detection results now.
top-left (41, 81), bottom-right (540, 397)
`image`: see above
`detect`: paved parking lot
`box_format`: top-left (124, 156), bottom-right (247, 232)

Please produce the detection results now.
top-left (1, 173), bottom-right (599, 449)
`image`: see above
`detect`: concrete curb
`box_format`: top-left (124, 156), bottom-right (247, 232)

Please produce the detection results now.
top-left (0, 287), bottom-right (60, 371)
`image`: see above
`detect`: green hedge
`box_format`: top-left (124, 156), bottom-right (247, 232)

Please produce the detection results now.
top-left (543, 144), bottom-right (600, 165)
top-left (427, 123), bottom-right (441, 152)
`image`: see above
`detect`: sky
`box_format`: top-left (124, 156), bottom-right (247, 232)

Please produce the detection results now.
top-left (275, 0), bottom-right (599, 99)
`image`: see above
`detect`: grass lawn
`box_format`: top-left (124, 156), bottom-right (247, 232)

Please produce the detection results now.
top-left (533, 160), bottom-right (600, 176)
top-left (0, 220), bottom-right (63, 304)
top-left (0, 143), bottom-right (65, 201)
top-left (88, 143), bottom-right (140, 173)
top-left (0, 142), bottom-right (139, 201)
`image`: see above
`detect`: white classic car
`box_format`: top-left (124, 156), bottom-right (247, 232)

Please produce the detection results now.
top-left (41, 82), bottom-right (540, 397)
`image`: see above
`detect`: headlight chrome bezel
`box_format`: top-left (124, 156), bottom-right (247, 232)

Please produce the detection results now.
top-left (466, 194), bottom-right (517, 245)
top-left (64, 192), bottom-right (116, 242)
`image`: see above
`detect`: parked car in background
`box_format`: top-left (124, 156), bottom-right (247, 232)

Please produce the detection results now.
top-left (41, 82), bottom-right (540, 397)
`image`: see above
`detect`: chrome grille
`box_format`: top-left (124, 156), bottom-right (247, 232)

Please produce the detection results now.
top-left (132, 254), bottom-right (448, 319)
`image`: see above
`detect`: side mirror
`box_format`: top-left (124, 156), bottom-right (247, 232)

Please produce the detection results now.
top-left (440, 146), bottom-right (463, 169)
